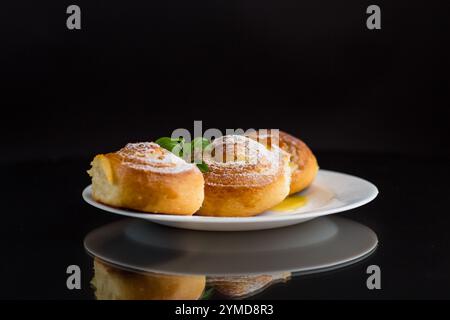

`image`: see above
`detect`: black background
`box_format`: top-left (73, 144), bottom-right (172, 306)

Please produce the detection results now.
top-left (1, 0), bottom-right (449, 160)
top-left (1, 1), bottom-right (449, 300)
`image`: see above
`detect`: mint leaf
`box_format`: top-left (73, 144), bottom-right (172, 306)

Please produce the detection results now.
top-left (155, 136), bottom-right (210, 173)
top-left (155, 137), bottom-right (180, 152)
top-left (192, 137), bottom-right (210, 150)
top-left (197, 162), bottom-right (209, 173)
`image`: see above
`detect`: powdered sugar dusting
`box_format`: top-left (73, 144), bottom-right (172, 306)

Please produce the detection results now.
top-left (203, 135), bottom-right (289, 187)
top-left (117, 142), bottom-right (195, 174)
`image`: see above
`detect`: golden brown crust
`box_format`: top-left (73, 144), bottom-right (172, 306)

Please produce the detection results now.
top-left (278, 131), bottom-right (319, 194)
top-left (197, 135), bottom-right (291, 217)
top-left (88, 142), bottom-right (204, 215)
top-left (91, 259), bottom-right (206, 300)
top-left (247, 130), bottom-right (319, 194)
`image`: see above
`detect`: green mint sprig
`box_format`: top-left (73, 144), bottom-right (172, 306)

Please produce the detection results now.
top-left (155, 137), bottom-right (210, 173)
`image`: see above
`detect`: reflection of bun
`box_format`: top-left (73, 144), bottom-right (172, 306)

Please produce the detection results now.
top-left (247, 130), bottom-right (318, 194)
top-left (88, 142), bottom-right (204, 215)
top-left (197, 135), bottom-right (291, 217)
top-left (208, 272), bottom-right (291, 299)
top-left (91, 259), bottom-right (206, 300)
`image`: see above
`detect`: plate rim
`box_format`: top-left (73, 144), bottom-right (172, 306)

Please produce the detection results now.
top-left (82, 169), bottom-right (378, 224)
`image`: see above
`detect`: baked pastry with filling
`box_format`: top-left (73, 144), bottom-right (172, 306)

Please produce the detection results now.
top-left (197, 135), bottom-right (291, 217)
top-left (91, 258), bottom-right (206, 300)
top-left (88, 142), bottom-right (204, 215)
top-left (246, 130), bottom-right (318, 194)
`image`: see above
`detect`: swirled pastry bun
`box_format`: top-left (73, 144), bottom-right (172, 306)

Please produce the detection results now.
top-left (197, 135), bottom-right (291, 217)
top-left (88, 142), bottom-right (204, 215)
top-left (91, 259), bottom-right (206, 300)
top-left (246, 130), bottom-right (318, 194)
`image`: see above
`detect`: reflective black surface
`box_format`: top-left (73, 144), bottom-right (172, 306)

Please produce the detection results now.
top-left (2, 153), bottom-right (449, 299)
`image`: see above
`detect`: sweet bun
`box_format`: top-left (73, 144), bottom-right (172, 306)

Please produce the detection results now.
top-left (197, 135), bottom-right (291, 217)
top-left (247, 130), bottom-right (318, 194)
top-left (91, 259), bottom-right (206, 300)
top-left (88, 142), bottom-right (204, 215)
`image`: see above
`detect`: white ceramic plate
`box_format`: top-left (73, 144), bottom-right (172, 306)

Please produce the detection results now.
top-left (82, 169), bottom-right (378, 231)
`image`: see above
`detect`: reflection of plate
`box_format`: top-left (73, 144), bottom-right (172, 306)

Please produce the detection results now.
top-left (82, 170), bottom-right (378, 231)
top-left (84, 216), bottom-right (378, 276)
